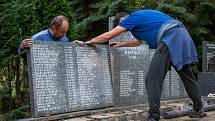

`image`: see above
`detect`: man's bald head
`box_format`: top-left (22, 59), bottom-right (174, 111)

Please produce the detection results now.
top-left (50, 15), bottom-right (69, 38)
top-left (51, 15), bottom-right (69, 31)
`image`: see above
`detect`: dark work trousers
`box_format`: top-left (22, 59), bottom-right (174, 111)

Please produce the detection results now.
top-left (145, 42), bottom-right (203, 119)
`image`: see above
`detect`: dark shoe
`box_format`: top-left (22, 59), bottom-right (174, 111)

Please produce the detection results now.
top-left (144, 117), bottom-right (159, 121)
top-left (189, 109), bottom-right (207, 118)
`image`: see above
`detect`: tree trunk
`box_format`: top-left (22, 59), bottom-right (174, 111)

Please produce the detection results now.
top-left (15, 58), bottom-right (21, 105)
top-left (7, 64), bottom-right (12, 96)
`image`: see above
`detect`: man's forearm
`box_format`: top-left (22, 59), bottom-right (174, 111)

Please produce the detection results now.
top-left (18, 46), bottom-right (27, 59)
top-left (91, 32), bottom-right (112, 44)
top-left (18, 46), bottom-right (24, 55)
top-left (90, 26), bottom-right (127, 44)
top-left (118, 39), bottom-right (142, 47)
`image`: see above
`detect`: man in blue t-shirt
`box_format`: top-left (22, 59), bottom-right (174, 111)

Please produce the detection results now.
top-left (18, 15), bottom-right (70, 58)
top-left (18, 15), bottom-right (84, 59)
top-left (84, 10), bottom-right (207, 121)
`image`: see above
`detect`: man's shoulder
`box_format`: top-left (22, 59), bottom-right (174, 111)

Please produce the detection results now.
top-left (31, 29), bottom-right (49, 40)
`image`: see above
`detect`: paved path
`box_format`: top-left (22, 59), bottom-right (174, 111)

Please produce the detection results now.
top-left (20, 98), bottom-right (215, 121)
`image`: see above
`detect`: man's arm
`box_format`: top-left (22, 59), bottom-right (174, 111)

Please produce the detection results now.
top-left (18, 39), bottom-right (33, 59)
top-left (85, 26), bottom-right (126, 45)
top-left (110, 38), bottom-right (142, 48)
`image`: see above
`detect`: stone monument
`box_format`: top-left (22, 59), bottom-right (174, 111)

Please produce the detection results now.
top-left (27, 42), bottom-right (113, 117)
top-left (199, 41), bottom-right (215, 96)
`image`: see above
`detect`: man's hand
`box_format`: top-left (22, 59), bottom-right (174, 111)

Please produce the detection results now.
top-left (109, 42), bottom-right (121, 48)
top-left (20, 39), bottom-right (33, 49)
top-left (84, 40), bottom-right (96, 47)
top-left (72, 40), bottom-right (85, 46)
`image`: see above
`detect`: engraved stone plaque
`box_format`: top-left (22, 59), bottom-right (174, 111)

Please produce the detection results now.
top-left (109, 17), bottom-right (150, 106)
top-left (202, 41), bottom-right (215, 72)
top-left (198, 72), bottom-right (215, 96)
top-left (27, 42), bottom-right (113, 117)
top-left (75, 45), bottom-right (113, 109)
top-left (28, 42), bottom-right (68, 116)
top-left (200, 41), bottom-right (215, 96)
top-left (110, 45), bottom-right (150, 106)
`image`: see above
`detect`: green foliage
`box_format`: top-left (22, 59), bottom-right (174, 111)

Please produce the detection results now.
top-left (135, 0), bottom-right (160, 9)
top-left (0, 0), bottom-right (77, 67)
top-left (157, 2), bottom-right (196, 23)
top-left (0, 0), bottom-right (77, 120)
top-left (3, 105), bottom-right (29, 120)
top-left (35, 0), bottom-right (77, 40)
top-left (74, 0), bottom-right (134, 40)
top-left (69, 0), bottom-right (97, 22)
top-left (0, 88), bottom-right (14, 113)
top-left (0, 0), bottom-right (39, 67)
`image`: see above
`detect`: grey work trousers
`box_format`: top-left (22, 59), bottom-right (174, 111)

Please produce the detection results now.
top-left (145, 42), bottom-right (203, 119)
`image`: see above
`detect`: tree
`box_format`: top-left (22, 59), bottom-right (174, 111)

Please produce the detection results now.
top-left (72, 0), bottom-right (135, 40)
top-left (0, 0), bottom-right (77, 119)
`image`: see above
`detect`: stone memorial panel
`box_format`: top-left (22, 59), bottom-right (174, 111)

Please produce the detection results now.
top-left (75, 45), bottom-right (113, 109)
top-left (198, 72), bottom-right (215, 96)
top-left (28, 42), bottom-right (113, 117)
top-left (110, 45), bottom-right (150, 106)
top-left (202, 41), bottom-right (215, 72)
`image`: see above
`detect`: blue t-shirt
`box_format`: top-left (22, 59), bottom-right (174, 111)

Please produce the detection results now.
top-left (31, 29), bottom-right (69, 43)
top-left (119, 10), bottom-right (173, 48)
top-left (18, 29), bottom-right (69, 58)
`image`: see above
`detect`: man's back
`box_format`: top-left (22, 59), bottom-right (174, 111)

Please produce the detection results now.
top-left (119, 9), bottom-right (173, 48)
top-left (31, 29), bottom-right (68, 44)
